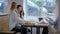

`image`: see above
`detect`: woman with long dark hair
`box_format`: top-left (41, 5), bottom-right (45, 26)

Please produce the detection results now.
top-left (14, 5), bottom-right (27, 34)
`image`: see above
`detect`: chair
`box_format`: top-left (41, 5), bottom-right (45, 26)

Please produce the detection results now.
top-left (52, 28), bottom-right (58, 34)
top-left (0, 31), bottom-right (15, 34)
top-left (48, 25), bottom-right (58, 34)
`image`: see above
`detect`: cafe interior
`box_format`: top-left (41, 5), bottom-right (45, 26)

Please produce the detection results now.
top-left (0, 0), bottom-right (60, 34)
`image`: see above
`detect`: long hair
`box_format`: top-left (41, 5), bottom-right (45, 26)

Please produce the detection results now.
top-left (17, 5), bottom-right (24, 18)
top-left (10, 2), bottom-right (17, 11)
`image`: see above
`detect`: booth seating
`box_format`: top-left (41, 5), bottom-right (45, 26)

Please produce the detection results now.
top-left (50, 28), bottom-right (58, 34)
top-left (0, 31), bottom-right (15, 34)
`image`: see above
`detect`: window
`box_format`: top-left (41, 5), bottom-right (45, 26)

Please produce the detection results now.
top-left (0, 0), bottom-right (8, 15)
top-left (23, 0), bottom-right (56, 21)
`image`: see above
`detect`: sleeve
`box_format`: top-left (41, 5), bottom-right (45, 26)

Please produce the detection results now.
top-left (13, 12), bottom-right (25, 25)
top-left (46, 17), bottom-right (54, 25)
top-left (9, 12), bottom-right (16, 30)
top-left (45, 15), bottom-right (57, 28)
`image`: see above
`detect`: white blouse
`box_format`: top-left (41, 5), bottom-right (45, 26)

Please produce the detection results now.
top-left (9, 11), bottom-right (25, 30)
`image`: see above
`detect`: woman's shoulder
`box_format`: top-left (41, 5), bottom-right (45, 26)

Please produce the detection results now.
top-left (9, 11), bottom-right (16, 16)
top-left (10, 11), bottom-right (16, 14)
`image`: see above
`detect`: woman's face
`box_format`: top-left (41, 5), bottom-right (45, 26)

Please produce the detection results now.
top-left (17, 7), bottom-right (23, 12)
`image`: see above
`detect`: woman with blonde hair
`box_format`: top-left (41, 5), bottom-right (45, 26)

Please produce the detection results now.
top-left (9, 2), bottom-right (30, 34)
top-left (9, 2), bottom-right (17, 31)
top-left (10, 2), bottom-right (17, 11)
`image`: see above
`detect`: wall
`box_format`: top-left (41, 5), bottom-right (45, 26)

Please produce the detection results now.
top-left (54, 0), bottom-right (60, 32)
top-left (0, 16), bottom-right (9, 31)
top-left (58, 0), bottom-right (60, 31)
top-left (54, 0), bottom-right (59, 17)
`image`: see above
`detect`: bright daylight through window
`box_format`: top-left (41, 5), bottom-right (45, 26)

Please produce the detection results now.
top-left (23, 0), bottom-right (56, 22)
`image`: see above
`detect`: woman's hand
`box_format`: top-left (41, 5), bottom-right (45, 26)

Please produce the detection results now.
top-left (24, 21), bottom-right (30, 24)
top-left (24, 21), bottom-right (35, 25)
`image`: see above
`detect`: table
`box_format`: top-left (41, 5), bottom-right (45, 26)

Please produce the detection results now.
top-left (21, 24), bottom-right (49, 34)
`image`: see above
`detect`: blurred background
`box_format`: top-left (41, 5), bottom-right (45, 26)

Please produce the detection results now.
top-left (0, 0), bottom-right (60, 34)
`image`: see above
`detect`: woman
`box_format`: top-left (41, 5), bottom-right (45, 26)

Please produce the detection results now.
top-left (9, 2), bottom-right (17, 31)
top-left (9, 2), bottom-right (28, 34)
top-left (14, 5), bottom-right (27, 34)
top-left (42, 15), bottom-right (57, 34)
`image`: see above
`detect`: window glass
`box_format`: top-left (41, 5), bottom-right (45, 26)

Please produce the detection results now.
top-left (23, 0), bottom-right (56, 21)
top-left (0, 0), bottom-right (8, 15)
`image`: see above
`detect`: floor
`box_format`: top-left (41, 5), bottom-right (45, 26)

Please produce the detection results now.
top-left (16, 28), bottom-right (43, 34)
top-left (16, 28), bottom-right (60, 34)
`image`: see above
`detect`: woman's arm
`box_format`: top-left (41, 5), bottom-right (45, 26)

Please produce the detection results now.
top-left (14, 12), bottom-right (25, 25)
